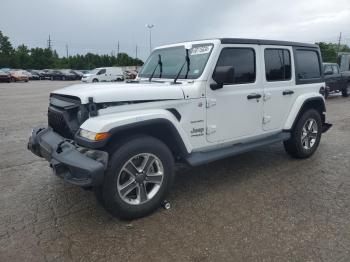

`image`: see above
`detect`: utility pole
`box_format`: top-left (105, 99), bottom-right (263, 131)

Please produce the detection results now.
top-left (336, 32), bottom-right (342, 61)
top-left (146, 24), bottom-right (154, 54)
top-left (117, 41), bottom-right (120, 57)
top-left (47, 35), bottom-right (52, 50)
top-left (135, 45), bottom-right (138, 59)
top-left (65, 44), bottom-right (69, 58)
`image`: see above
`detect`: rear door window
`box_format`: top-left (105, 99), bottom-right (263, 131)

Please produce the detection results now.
top-left (264, 49), bottom-right (291, 81)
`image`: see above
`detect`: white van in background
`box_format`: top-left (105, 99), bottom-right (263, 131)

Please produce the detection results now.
top-left (82, 67), bottom-right (124, 83)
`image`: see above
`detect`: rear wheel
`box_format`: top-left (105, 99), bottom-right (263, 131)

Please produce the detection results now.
top-left (99, 136), bottom-right (174, 219)
top-left (92, 78), bottom-right (98, 83)
top-left (284, 109), bottom-right (322, 159)
top-left (341, 83), bottom-right (350, 97)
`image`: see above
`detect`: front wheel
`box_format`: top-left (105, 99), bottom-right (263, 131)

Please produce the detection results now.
top-left (99, 136), bottom-right (174, 219)
top-left (284, 109), bottom-right (322, 159)
top-left (342, 83), bottom-right (350, 97)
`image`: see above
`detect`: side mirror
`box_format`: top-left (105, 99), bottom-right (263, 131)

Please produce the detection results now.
top-left (324, 71), bottom-right (333, 76)
top-left (211, 66), bottom-right (235, 90)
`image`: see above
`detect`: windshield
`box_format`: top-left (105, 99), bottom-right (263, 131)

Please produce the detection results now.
top-left (88, 68), bottom-right (100, 75)
top-left (139, 44), bottom-right (213, 80)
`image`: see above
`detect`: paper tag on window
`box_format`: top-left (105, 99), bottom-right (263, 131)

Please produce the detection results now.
top-left (191, 45), bottom-right (212, 55)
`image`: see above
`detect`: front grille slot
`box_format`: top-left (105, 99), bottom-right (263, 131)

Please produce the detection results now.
top-left (48, 107), bottom-right (74, 139)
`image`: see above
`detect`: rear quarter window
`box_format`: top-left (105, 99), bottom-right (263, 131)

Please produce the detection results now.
top-left (295, 50), bottom-right (321, 80)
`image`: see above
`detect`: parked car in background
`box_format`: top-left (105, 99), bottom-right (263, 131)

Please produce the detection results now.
top-left (81, 67), bottom-right (124, 83)
top-left (41, 69), bottom-right (54, 80)
top-left (70, 70), bottom-right (83, 80)
top-left (21, 70), bottom-right (40, 80)
top-left (124, 69), bottom-right (138, 80)
top-left (28, 70), bottom-right (45, 80)
top-left (10, 70), bottom-right (29, 82)
top-left (323, 63), bottom-right (350, 98)
top-left (58, 69), bottom-right (79, 80)
top-left (0, 70), bottom-right (11, 82)
top-left (0, 68), bottom-right (11, 73)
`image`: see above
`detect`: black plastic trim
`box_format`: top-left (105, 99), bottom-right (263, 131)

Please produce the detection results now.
top-left (220, 38), bottom-right (318, 48)
top-left (28, 126), bottom-right (108, 186)
top-left (186, 132), bottom-right (291, 166)
top-left (167, 108), bottom-right (181, 121)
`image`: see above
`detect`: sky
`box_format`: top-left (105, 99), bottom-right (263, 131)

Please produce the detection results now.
top-left (1, 0), bottom-right (349, 61)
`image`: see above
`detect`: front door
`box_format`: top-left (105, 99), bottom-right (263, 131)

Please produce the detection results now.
top-left (206, 45), bottom-right (263, 143)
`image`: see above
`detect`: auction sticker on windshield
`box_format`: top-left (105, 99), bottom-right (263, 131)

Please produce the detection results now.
top-left (191, 45), bottom-right (212, 55)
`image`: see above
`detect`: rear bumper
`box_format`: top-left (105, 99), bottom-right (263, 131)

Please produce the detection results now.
top-left (28, 126), bottom-right (108, 186)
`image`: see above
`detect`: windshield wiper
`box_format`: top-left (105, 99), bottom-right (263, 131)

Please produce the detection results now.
top-left (149, 54), bottom-right (162, 82)
top-left (173, 49), bottom-right (190, 84)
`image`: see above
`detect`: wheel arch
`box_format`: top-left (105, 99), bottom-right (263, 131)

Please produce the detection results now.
top-left (104, 119), bottom-right (190, 161)
top-left (284, 95), bottom-right (326, 131)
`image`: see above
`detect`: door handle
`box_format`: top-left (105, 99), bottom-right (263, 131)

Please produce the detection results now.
top-left (283, 90), bottom-right (294, 95)
top-left (247, 93), bottom-right (262, 100)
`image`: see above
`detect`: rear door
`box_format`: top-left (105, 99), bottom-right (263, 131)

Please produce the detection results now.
top-left (331, 64), bottom-right (345, 89)
top-left (324, 64), bottom-right (337, 91)
top-left (261, 46), bottom-right (296, 131)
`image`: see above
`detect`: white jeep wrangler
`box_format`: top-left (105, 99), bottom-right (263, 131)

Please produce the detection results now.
top-left (28, 38), bottom-right (332, 219)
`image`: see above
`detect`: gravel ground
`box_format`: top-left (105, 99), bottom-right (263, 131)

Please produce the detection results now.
top-left (0, 81), bottom-right (349, 262)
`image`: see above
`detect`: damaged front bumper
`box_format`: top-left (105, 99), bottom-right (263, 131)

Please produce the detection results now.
top-left (28, 126), bottom-right (108, 187)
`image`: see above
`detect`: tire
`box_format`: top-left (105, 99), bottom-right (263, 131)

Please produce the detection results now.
top-left (284, 109), bottom-right (322, 159)
top-left (100, 135), bottom-right (174, 219)
top-left (92, 78), bottom-right (98, 83)
top-left (341, 83), bottom-right (350, 97)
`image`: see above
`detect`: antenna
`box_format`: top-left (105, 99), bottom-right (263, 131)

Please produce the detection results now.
top-left (47, 35), bottom-right (52, 50)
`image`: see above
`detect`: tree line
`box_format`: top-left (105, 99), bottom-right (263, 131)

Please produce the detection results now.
top-left (1, 30), bottom-right (350, 70)
top-left (0, 31), bottom-right (143, 70)
top-left (316, 42), bottom-right (350, 63)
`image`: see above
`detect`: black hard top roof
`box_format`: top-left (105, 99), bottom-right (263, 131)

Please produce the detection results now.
top-left (220, 38), bottom-right (318, 48)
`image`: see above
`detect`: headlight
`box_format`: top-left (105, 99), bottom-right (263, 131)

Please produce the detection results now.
top-left (79, 129), bottom-right (110, 141)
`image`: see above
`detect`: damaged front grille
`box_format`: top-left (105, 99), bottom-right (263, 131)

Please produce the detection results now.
top-left (48, 107), bottom-right (74, 138)
top-left (48, 94), bottom-right (85, 139)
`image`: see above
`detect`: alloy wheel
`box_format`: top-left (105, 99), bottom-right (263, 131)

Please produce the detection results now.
top-left (301, 119), bottom-right (318, 150)
top-left (117, 153), bottom-right (164, 205)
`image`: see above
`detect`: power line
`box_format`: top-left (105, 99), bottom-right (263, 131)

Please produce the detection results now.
top-left (336, 32), bottom-right (342, 60)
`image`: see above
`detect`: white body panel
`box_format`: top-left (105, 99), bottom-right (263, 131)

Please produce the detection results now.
top-left (52, 82), bottom-right (185, 104)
